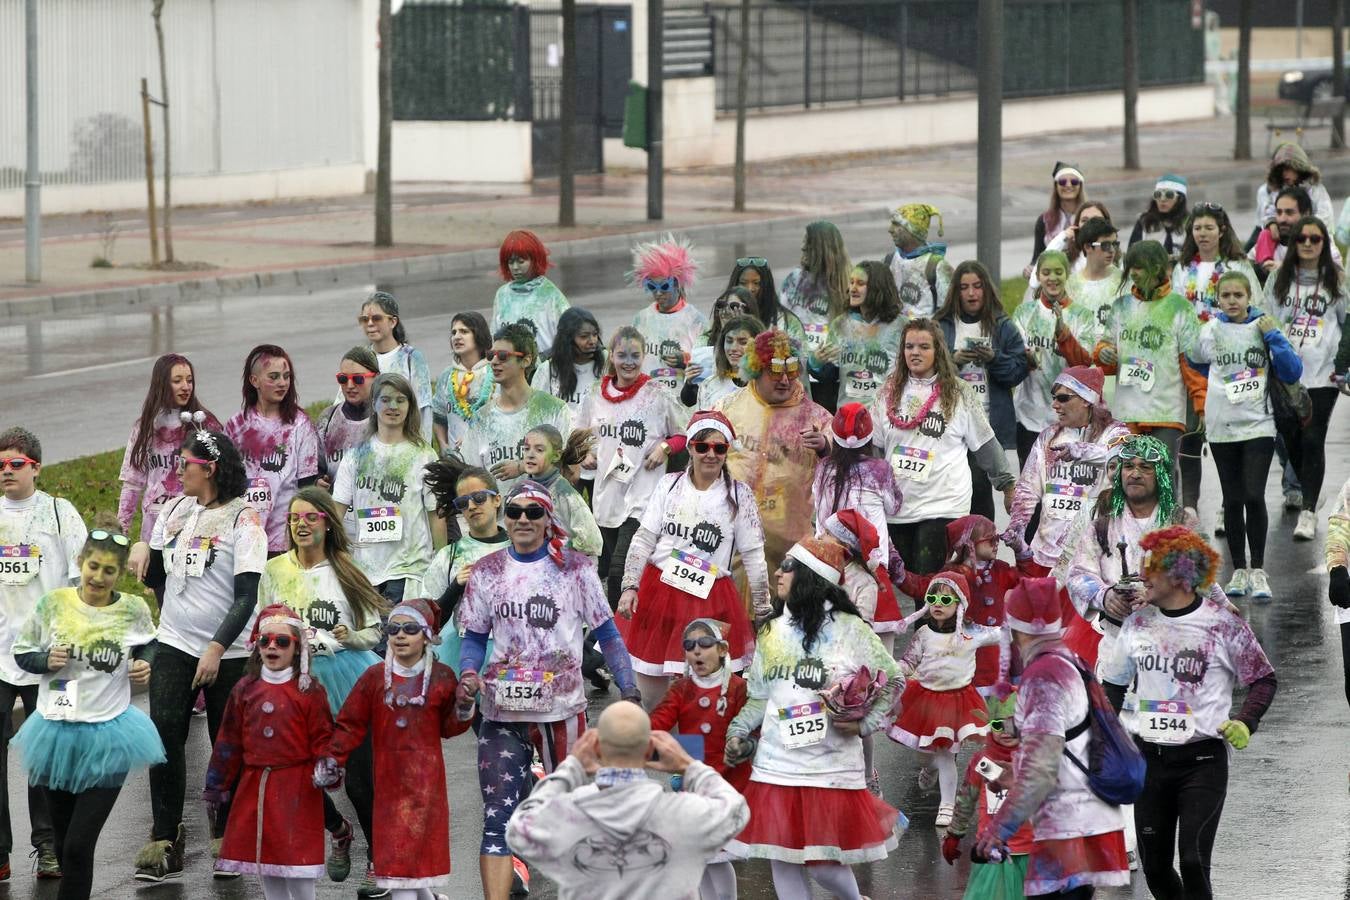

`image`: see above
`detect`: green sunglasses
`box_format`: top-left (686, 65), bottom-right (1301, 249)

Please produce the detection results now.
top-left (925, 593), bottom-right (959, 607)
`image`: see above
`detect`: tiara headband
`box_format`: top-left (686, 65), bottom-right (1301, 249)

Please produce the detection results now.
top-left (180, 410), bottom-right (220, 460)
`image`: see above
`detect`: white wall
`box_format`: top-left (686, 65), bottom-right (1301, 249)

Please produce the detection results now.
top-left (392, 121), bottom-right (533, 182)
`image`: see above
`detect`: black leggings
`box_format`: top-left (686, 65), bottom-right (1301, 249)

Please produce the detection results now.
top-left (147, 644), bottom-right (248, 842)
top-left (1178, 425), bottom-right (1204, 511)
top-left (0, 680), bottom-right (52, 854)
top-left (1134, 738), bottom-right (1228, 900)
top-left (1340, 622), bottom-right (1350, 710)
top-left (49, 783), bottom-right (122, 900)
top-left (968, 452), bottom-right (996, 521)
top-left (1209, 437), bottom-right (1275, 569)
top-left (888, 518), bottom-right (953, 600)
top-left (1276, 386), bottom-right (1339, 511)
top-left (597, 518), bottom-right (640, 609)
top-left (321, 734), bottom-right (375, 859)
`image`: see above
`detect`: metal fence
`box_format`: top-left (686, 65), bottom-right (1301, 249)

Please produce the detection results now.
top-left (393, 1), bottom-right (529, 121)
top-left (0, 0), bottom-right (364, 191)
top-left (709, 0), bottom-right (1205, 112)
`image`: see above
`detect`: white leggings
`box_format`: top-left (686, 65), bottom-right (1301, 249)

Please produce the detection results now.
top-left (260, 876), bottom-right (316, 900)
top-left (389, 889), bottom-right (444, 900)
top-left (769, 859), bottom-right (861, 899)
top-left (699, 861), bottom-right (737, 899)
top-left (921, 747), bottom-right (960, 808)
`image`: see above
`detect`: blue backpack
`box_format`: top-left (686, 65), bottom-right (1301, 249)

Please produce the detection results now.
top-left (1054, 652), bottom-right (1146, 806)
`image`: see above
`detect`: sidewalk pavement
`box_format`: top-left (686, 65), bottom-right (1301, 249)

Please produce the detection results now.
top-left (2, 114), bottom-right (1347, 319)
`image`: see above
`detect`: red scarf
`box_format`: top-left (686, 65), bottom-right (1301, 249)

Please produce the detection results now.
top-left (600, 373), bottom-right (651, 403)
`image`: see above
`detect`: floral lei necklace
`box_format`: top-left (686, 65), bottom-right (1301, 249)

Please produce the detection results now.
top-left (886, 378), bottom-right (940, 430)
top-left (600, 373), bottom-right (651, 403)
top-left (1183, 257), bottom-right (1225, 319)
top-left (450, 367), bottom-right (493, 420)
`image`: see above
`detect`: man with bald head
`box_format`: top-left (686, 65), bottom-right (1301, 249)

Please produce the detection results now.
top-left (507, 701), bottom-right (749, 900)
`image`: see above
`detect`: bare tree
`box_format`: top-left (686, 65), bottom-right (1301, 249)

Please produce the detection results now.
top-left (1334, 0), bottom-right (1345, 149)
top-left (559, 0), bottom-right (576, 226)
top-left (375, 0), bottom-right (393, 247)
top-left (1234, 0), bottom-right (1252, 159)
top-left (1122, 0), bottom-right (1139, 169)
top-left (151, 0), bottom-right (174, 262)
top-left (732, 0), bottom-right (749, 211)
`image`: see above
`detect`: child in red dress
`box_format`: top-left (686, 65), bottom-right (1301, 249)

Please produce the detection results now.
top-left (649, 618), bottom-right (751, 900)
top-left (205, 604), bottom-right (333, 899)
top-left (318, 598), bottom-right (472, 900)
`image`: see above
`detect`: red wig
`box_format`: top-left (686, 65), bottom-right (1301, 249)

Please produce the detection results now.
top-left (498, 230), bottom-right (551, 282)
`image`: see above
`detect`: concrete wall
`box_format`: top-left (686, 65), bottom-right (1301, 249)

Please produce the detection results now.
top-left (392, 121), bottom-right (533, 182)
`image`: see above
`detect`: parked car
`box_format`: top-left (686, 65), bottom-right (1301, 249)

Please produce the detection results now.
top-left (1280, 63), bottom-right (1350, 107)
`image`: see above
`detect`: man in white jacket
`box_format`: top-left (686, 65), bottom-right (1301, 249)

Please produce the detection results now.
top-left (507, 701), bottom-right (749, 900)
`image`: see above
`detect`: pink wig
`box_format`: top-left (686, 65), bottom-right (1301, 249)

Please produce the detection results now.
top-left (629, 234), bottom-right (698, 292)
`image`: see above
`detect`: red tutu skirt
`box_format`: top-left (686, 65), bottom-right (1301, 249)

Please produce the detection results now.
top-left (888, 681), bottom-right (987, 750)
top-left (619, 564), bottom-right (755, 676)
top-left (872, 577), bottom-right (903, 634)
top-left (1025, 830), bottom-right (1129, 895)
top-left (726, 781), bottom-right (901, 864)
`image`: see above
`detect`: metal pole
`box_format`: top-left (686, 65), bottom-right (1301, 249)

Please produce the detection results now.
top-left (24, 0), bottom-right (40, 282)
top-left (1296, 0), bottom-right (1304, 58)
top-left (976, 0), bottom-right (1002, 285)
top-left (647, 0), bottom-right (663, 220)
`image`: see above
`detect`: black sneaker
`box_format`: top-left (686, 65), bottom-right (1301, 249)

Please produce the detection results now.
top-left (133, 824), bottom-right (184, 882)
top-left (0, 852), bottom-right (10, 881)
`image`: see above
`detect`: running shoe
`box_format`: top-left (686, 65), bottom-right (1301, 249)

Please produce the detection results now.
top-left (358, 862), bottom-right (390, 898)
top-left (133, 824), bottom-right (185, 882)
top-left (1284, 490), bottom-right (1304, 512)
top-left (1294, 510), bottom-right (1317, 541)
top-left (1224, 569), bottom-right (1249, 597)
top-left (935, 805), bottom-right (954, 828)
top-left (588, 668), bottom-right (611, 694)
top-left (916, 765), bottom-right (938, 793)
top-left (0, 853), bottom-right (8, 881)
top-left (511, 855), bottom-right (531, 896)
top-left (327, 817), bottom-right (354, 882)
top-left (1249, 569), bottom-right (1273, 600)
top-left (31, 847), bottom-right (60, 879)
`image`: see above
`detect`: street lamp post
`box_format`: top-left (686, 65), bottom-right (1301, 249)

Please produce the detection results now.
top-left (24, 0), bottom-right (40, 283)
top-left (977, 0), bottom-right (1002, 284)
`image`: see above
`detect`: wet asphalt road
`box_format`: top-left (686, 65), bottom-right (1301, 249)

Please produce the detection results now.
top-left (5, 162), bottom-right (1350, 897)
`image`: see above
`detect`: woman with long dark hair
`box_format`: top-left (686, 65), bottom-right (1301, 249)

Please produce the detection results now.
top-left (726, 257), bottom-right (807, 351)
top-left (315, 346), bottom-right (378, 497)
top-left (1024, 161), bottom-right (1085, 278)
top-left (1268, 215), bottom-right (1350, 541)
top-left (723, 538), bottom-right (901, 899)
top-left (1129, 174), bottom-right (1189, 254)
top-left (692, 313), bottom-right (764, 410)
top-left (225, 344), bottom-right (320, 555)
top-left (433, 311), bottom-right (494, 456)
top-left (131, 427), bottom-right (267, 881)
top-left (781, 221), bottom-right (851, 405)
top-left (532, 306), bottom-right (605, 417)
top-left (119, 354), bottom-right (220, 545)
top-left (355, 292), bottom-right (434, 441)
top-left (259, 487), bottom-right (387, 892)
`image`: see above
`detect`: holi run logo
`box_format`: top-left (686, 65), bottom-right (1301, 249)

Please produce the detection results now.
top-left (689, 522), bottom-right (723, 554)
top-left (356, 474), bottom-right (408, 505)
top-left (1170, 648), bottom-right (1209, 685)
top-left (899, 279), bottom-right (924, 309)
top-left (516, 316), bottom-right (539, 337)
top-left (658, 339), bottom-right (682, 361)
top-left (258, 443), bottom-right (288, 473)
top-left (843, 347), bottom-right (891, 373)
top-left (1135, 325), bottom-right (1166, 352)
top-left (84, 638), bottom-right (125, 674)
top-left (525, 594), bottom-right (560, 629)
top-left (792, 656), bottom-right (827, 689)
top-left (917, 408), bottom-right (947, 439)
top-left (307, 599), bottom-right (341, 632)
top-left (618, 419), bottom-right (648, 448)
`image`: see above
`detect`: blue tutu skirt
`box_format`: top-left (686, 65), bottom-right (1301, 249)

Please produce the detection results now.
top-left (311, 650), bottom-right (381, 717)
top-left (13, 706), bottom-right (165, 793)
top-left (434, 615), bottom-right (493, 676)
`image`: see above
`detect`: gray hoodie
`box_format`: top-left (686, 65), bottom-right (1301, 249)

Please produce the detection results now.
top-left (506, 756), bottom-right (749, 900)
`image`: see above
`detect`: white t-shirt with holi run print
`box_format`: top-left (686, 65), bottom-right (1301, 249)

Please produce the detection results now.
top-left (631, 303), bottom-right (709, 394)
top-left (576, 381), bottom-right (689, 528)
top-left (225, 409), bottom-right (320, 552)
top-left (637, 472), bottom-right (764, 575)
top-left (333, 437), bottom-right (439, 588)
top-left (459, 392), bottom-right (572, 496)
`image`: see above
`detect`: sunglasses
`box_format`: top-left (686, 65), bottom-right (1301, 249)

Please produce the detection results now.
top-left (1120, 445), bottom-right (1166, 464)
top-left (1056, 177), bottom-right (1082, 187)
top-left (768, 357), bottom-right (801, 378)
top-left (357, 314), bottom-right (389, 325)
top-left (505, 504), bottom-right (547, 521)
top-left (452, 489), bottom-right (498, 511)
top-left (1153, 189), bottom-right (1178, 200)
top-left (1193, 202), bottom-right (1225, 214)
top-left (643, 278), bottom-right (677, 294)
top-left (1051, 392), bottom-right (1078, 404)
top-left (336, 372), bottom-right (376, 386)
top-left (691, 441), bottom-right (729, 456)
top-left (925, 593), bottom-right (959, 606)
top-left (286, 511), bottom-right (327, 525)
top-left (714, 299), bottom-right (749, 312)
top-left (1088, 240), bottom-right (1120, 251)
top-left (988, 718), bottom-right (1007, 733)
top-left (778, 557), bottom-right (799, 573)
top-left (0, 457), bottom-right (36, 472)
top-left (384, 622), bottom-right (424, 636)
top-left (683, 636), bottom-right (722, 651)
top-left (487, 349), bottom-right (527, 362)
top-left (1296, 234), bottom-right (1324, 245)
top-left (257, 633), bottom-right (294, 650)
top-left (177, 455), bottom-right (214, 469)
top-left (89, 529), bottom-right (131, 547)
top-left (736, 257), bottom-right (768, 268)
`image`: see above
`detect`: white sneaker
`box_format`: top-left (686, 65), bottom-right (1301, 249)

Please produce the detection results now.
top-left (1224, 569), bottom-right (1250, 596)
top-left (935, 805), bottom-right (953, 828)
top-left (1249, 568), bottom-right (1273, 599)
top-left (1294, 510), bottom-right (1317, 541)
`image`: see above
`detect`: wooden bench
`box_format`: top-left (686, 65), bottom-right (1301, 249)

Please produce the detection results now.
top-left (1266, 96), bottom-right (1348, 153)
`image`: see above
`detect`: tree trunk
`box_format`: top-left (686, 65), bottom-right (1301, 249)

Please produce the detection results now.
top-left (1334, 0), bottom-right (1346, 148)
top-left (152, 0), bottom-right (174, 262)
top-left (1122, 0), bottom-right (1140, 169)
top-left (1234, 0), bottom-right (1252, 159)
top-left (732, 0), bottom-right (749, 212)
top-left (375, 0), bottom-right (393, 247)
top-left (559, 0), bottom-right (576, 226)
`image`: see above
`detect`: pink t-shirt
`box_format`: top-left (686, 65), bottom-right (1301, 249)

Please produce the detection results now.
top-left (225, 408), bottom-right (319, 551)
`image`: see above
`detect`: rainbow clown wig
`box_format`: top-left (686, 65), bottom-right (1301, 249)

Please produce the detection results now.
top-left (629, 234), bottom-right (698, 294)
top-left (740, 329), bottom-right (802, 380)
top-left (1139, 525), bottom-right (1219, 594)
top-left (498, 230), bottom-right (551, 282)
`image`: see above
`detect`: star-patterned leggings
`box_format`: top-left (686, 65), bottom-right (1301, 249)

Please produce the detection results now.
top-left (478, 712), bottom-right (587, 856)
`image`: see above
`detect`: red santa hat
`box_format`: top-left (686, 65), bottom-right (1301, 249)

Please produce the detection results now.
top-left (830, 402), bottom-right (874, 449)
top-left (1004, 577), bottom-right (1062, 636)
top-left (685, 409), bottom-right (739, 448)
top-left (1054, 365), bottom-right (1105, 406)
top-left (383, 597), bottom-right (442, 708)
top-left (786, 538), bottom-right (847, 585)
top-left (823, 509), bottom-right (886, 573)
top-left (250, 603), bottom-right (314, 691)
